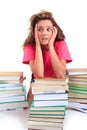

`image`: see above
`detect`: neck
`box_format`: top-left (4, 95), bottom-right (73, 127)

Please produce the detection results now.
top-left (41, 44), bottom-right (49, 51)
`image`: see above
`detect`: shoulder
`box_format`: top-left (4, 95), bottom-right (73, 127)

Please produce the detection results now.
top-left (54, 40), bottom-right (67, 49)
top-left (24, 44), bottom-right (35, 51)
top-left (55, 40), bottom-right (66, 46)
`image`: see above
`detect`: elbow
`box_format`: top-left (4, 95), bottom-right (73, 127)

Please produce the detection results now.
top-left (56, 68), bottom-right (66, 78)
top-left (36, 71), bottom-right (44, 78)
top-left (37, 74), bottom-right (44, 78)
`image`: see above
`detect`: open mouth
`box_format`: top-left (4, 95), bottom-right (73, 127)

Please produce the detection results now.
top-left (41, 37), bottom-right (48, 41)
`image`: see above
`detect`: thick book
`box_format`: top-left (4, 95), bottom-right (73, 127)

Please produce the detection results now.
top-left (69, 74), bottom-right (87, 78)
top-left (0, 101), bottom-right (28, 111)
top-left (29, 114), bottom-right (65, 119)
top-left (69, 85), bottom-right (87, 91)
top-left (0, 71), bottom-right (23, 80)
top-left (69, 98), bottom-right (87, 103)
top-left (68, 102), bottom-right (87, 109)
top-left (69, 80), bottom-right (87, 86)
top-left (69, 92), bottom-right (87, 99)
top-left (34, 76), bottom-right (69, 85)
top-left (30, 100), bottom-right (68, 107)
top-left (0, 94), bottom-right (26, 103)
top-left (0, 80), bottom-right (22, 84)
top-left (29, 116), bottom-right (64, 123)
top-left (30, 105), bottom-right (66, 111)
top-left (69, 77), bottom-right (87, 82)
top-left (0, 89), bottom-right (23, 95)
top-left (0, 83), bottom-right (23, 90)
top-left (28, 120), bottom-right (63, 128)
top-left (28, 125), bottom-right (63, 130)
top-left (29, 110), bottom-right (65, 115)
top-left (0, 91), bottom-right (25, 98)
top-left (32, 84), bottom-right (68, 94)
top-left (68, 68), bottom-right (87, 75)
top-left (33, 93), bottom-right (68, 100)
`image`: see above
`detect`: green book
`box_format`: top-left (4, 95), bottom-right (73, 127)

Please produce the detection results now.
top-left (69, 89), bottom-right (87, 94)
top-left (69, 85), bottom-right (87, 91)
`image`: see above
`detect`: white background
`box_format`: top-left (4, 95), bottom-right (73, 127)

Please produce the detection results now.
top-left (0, 0), bottom-right (87, 129)
top-left (0, 0), bottom-right (87, 79)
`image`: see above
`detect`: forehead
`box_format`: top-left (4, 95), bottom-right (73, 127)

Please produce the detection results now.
top-left (37, 20), bottom-right (53, 27)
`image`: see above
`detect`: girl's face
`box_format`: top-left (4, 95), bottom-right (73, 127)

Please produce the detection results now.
top-left (37, 20), bottom-right (53, 46)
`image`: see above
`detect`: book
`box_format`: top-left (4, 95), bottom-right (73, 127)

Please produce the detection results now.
top-left (68, 68), bottom-right (87, 75)
top-left (0, 80), bottom-right (22, 84)
top-left (69, 98), bottom-right (87, 103)
top-left (0, 83), bottom-right (24, 90)
top-left (34, 76), bottom-right (69, 85)
top-left (28, 124), bottom-right (63, 130)
top-left (29, 110), bottom-right (65, 115)
top-left (33, 93), bottom-right (68, 100)
top-left (68, 102), bottom-right (87, 109)
top-left (0, 94), bottom-right (26, 103)
top-left (69, 75), bottom-right (87, 78)
top-left (69, 80), bottom-right (87, 85)
top-left (69, 76), bottom-right (87, 81)
top-left (0, 89), bottom-right (23, 95)
top-left (69, 85), bottom-right (87, 91)
top-left (69, 92), bottom-right (87, 99)
top-left (32, 84), bottom-right (68, 94)
top-left (29, 116), bottom-right (64, 123)
top-left (67, 106), bottom-right (87, 113)
top-left (0, 101), bottom-right (28, 111)
top-left (29, 114), bottom-right (65, 118)
top-left (69, 89), bottom-right (87, 95)
top-left (30, 100), bottom-right (68, 107)
top-left (0, 71), bottom-right (23, 80)
top-left (28, 120), bottom-right (63, 128)
top-left (30, 105), bottom-right (66, 111)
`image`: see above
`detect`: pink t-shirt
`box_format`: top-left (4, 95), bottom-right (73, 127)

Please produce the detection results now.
top-left (22, 41), bottom-right (72, 77)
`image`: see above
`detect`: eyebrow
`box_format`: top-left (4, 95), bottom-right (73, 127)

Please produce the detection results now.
top-left (37, 26), bottom-right (53, 28)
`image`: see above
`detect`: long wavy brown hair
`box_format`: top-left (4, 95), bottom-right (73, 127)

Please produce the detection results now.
top-left (22, 10), bottom-right (66, 48)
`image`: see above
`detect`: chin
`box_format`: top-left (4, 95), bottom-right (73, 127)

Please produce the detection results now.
top-left (41, 43), bottom-right (48, 46)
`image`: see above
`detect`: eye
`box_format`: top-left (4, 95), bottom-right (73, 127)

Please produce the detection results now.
top-left (47, 27), bottom-right (52, 32)
top-left (38, 28), bottom-right (43, 32)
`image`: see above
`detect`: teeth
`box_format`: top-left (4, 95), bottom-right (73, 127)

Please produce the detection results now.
top-left (42, 38), bottom-right (47, 40)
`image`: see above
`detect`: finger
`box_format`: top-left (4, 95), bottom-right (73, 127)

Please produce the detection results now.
top-left (20, 76), bottom-right (26, 83)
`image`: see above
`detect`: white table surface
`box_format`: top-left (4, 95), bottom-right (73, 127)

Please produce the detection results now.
top-left (0, 108), bottom-right (87, 130)
top-left (0, 108), bottom-right (29, 130)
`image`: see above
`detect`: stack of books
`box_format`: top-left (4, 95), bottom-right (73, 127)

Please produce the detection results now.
top-left (0, 71), bottom-right (28, 111)
top-left (28, 76), bottom-right (69, 130)
top-left (68, 68), bottom-right (87, 113)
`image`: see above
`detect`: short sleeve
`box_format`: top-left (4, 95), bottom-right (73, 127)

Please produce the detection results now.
top-left (22, 45), bottom-right (35, 64)
top-left (55, 41), bottom-right (72, 63)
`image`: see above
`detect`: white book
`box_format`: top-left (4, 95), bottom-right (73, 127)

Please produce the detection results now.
top-left (0, 95), bottom-right (26, 103)
top-left (0, 92), bottom-right (25, 98)
top-left (0, 101), bottom-right (28, 111)
top-left (34, 76), bottom-right (69, 85)
top-left (0, 71), bottom-right (23, 80)
top-left (68, 102), bottom-right (87, 109)
top-left (0, 86), bottom-right (22, 90)
top-left (68, 68), bottom-right (87, 75)
top-left (0, 83), bottom-right (23, 87)
top-left (31, 100), bottom-right (68, 107)
top-left (32, 84), bottom-right (68, 94)
top-left (34, 93), bottom-right (68, 100)
top-left (28, 120), bottom-right (63, 127)
top-left (0, 83), bottom-right (23, 90)
top-left (0, 89), bottom-right (23, 95)
top-left (28, 125), bottom-right (63, 130)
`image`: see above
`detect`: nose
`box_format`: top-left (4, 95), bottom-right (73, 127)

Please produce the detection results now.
top-left (42, 28), bottom-right (47, 34)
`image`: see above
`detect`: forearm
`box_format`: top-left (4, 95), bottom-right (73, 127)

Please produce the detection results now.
top-left (30, 45), bottom-right (44, 77)
top-left (49, 45), bottom-right (66, 77)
